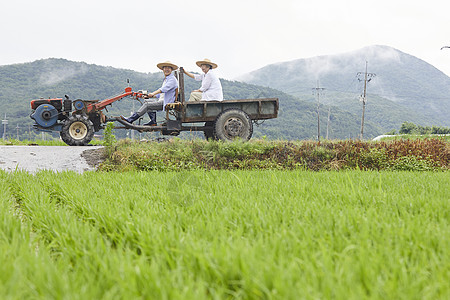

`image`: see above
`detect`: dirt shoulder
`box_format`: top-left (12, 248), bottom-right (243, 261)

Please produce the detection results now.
top-left (81, 147), bottom-right (106, 168)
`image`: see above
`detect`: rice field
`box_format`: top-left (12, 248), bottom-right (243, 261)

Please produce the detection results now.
top-left (1, 170), bottom-right (449, 299)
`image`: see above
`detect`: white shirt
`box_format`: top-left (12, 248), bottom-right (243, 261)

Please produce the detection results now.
top-left (194, 70), bottom-right (224, 101)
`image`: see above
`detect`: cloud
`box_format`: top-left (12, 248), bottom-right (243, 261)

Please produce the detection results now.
top-left (39, 62), bottom-right (88, 85)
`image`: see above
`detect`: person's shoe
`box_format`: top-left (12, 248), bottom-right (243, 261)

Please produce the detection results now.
top-left (143, 112), bottom-right (157, 126)
top-left (120, 112), bottom-right (140, 124)
top-left (143, 121), bottom-right (157, 126)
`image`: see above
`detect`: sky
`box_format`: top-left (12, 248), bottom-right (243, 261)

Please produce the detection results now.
top-left (1, 0), bottom-right (450, 80)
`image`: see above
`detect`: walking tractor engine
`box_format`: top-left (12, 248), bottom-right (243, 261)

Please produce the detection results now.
top-left (30, 98), bottom-right (68, 129)
top-left (29, 87), bottom-right (146, 146)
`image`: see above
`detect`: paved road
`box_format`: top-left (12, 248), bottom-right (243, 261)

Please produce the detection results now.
top-left (0, 146), bottom-right (103, 173)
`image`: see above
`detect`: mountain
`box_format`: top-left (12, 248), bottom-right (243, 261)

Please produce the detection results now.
top-left (0, 58), bottom-right (382, 140)
top-left (238, 45), bottom-right (450, 128)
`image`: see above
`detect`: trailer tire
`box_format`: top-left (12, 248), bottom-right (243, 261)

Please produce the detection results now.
top-left (203, 121), bottom-right (216, 140)
top-left (214, 109), bottom-right (253, 141)
top-left (60, 115), bottom-right (94, 146)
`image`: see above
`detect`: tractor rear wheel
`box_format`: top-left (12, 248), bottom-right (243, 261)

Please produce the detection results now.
top-left (60, 115), bottom-right (94, 146)
top-left (213, 109), bottom-right (253, 141)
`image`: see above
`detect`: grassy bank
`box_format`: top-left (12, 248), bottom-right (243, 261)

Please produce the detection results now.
top-left (100, 138), bottom-right (449, 172)
top-left (1, 170), bottom-right (448, 299)
top-left (378, 134), bottom-right (450, 142)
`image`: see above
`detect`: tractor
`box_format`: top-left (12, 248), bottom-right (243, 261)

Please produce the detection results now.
top-left (30, 68), bottom-right (278, 145)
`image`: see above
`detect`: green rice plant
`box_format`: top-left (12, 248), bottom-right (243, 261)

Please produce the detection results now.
top-left (0, 170), bottom-right (448, 299)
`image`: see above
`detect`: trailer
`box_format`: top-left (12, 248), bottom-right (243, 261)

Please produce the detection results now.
top-left (30, 68), bottom-right (278, 145)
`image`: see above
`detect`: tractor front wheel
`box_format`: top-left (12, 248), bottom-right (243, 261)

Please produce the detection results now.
top-left (60, 115), bottom-right (94, 146)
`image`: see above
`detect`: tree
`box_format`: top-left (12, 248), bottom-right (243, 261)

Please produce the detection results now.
top-left (399, 121), bottom-right (417, 134)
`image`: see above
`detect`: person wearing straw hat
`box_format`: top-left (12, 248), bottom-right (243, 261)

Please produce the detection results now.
top-left (184, 58), bottom-right (223, 101)
top-left (121, 61), bottom-right (179, 125)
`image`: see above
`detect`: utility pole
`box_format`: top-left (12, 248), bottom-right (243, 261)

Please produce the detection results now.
top-left (16, 124), bottom-right (19, 140)
top-left (1, 114), bottom-right (7, 140)
top-left (312, 81), bottom-right (325, 142)
top-left (326, 107), bottom-right (331, 140)
top-left (357, 61), bottom-right (376, 139)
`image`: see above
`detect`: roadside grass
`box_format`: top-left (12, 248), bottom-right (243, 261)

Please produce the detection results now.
top-left (100, 138), bottom-right (449, 171)
top-left (0, 138), bottom-right (103, 146)
top-left (1, 170), bottom-right (448, 299)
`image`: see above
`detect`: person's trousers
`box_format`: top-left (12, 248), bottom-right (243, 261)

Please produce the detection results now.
top-left (136, 98), bottom-right (164, 116)
top-left (189, 91), bottom-right (203, 101)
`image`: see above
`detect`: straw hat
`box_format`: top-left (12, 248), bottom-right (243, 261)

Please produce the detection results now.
top-left (196, 58), bottom-right (218, 69)
top-left (157, 61), bottom-right (178, 70)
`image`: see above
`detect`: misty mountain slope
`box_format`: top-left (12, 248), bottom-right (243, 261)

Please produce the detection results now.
top-left (319, 91), bottom-right (431, 131)
top-left (0, 58), bottom-right (383, 140)
top-left (239, 45), bottom-right (450, 126)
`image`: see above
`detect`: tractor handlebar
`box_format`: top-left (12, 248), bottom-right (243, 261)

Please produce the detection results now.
top-left (87, 87), bottom-right (147, 113)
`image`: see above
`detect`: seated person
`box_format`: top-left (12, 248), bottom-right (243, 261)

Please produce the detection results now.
top-left (121, 61), bottom-right (179, 125)
top-left (184, 58), bottom-right (223, 101)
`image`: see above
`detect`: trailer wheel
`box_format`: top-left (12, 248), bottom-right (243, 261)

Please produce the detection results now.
top-left (203, 121), bottom-right (216, 140)
top-left (214, 109), bottom-right (253, 141)
top-left (60, 115), bottom-right (94, 146)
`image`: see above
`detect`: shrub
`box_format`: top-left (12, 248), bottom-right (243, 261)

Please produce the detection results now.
top-left (388, 156), bottom-right (438, 171)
